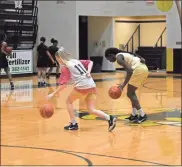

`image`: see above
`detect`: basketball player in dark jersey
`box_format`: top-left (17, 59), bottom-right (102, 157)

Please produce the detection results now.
top-left (0, 33), bottom-right (14, 90)
top-left (46, 38), bottom-right (60, 79)
top-left (37, 37), bottom-right (54, 87)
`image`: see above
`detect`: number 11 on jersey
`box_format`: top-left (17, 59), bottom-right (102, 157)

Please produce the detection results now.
top-left (74, 64), bottom-right (87, 75)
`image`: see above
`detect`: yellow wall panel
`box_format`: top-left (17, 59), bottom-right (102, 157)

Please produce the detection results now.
top-left (166, 48), bottom-right (173, 72)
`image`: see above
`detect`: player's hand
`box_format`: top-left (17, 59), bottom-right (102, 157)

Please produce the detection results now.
top-left (45, 93), bottom-right (54, 100)
top-left (53, 60), bottom-right (56, 65)
top-left (118, 84), bottom-right (124, 91)
top-left (86, 72), bottom-right (91, 78)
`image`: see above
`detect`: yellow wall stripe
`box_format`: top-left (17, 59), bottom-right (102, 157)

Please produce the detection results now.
top-left (166, 48), bottom-right (173, 72)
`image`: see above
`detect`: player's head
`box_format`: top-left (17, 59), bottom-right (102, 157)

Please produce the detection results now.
top-left (55, 47), bottom-right (70, 65)
top-left (40, 37), bottom-right (46, 43)
top-left (0, 33), bottom-right (7, 41)
top-left (105, 47), bottom-right (121, 62)
top-left (50, 38), bottom-right (58, 47)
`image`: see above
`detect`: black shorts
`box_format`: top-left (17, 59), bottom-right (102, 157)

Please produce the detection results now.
top-left (37, 57), bottom-right (49, 68)
top-left (0, 54), bottom-right (8, 69)
top-left (47, 59), bottom-right (59, 67)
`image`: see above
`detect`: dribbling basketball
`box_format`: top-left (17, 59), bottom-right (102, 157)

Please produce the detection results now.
top-left (40, 103), bottom-right (54, 118)
top-left (109, 86), bottom-right (121, 99)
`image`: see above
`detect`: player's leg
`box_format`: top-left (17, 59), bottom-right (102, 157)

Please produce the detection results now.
top-left (125, 94), bottom-right (138, 122)
top-left (64, 89), bottom-right (80, 130)
top-left (4, 67), bottom-right (14, 90)
top-left (127, 84), bottom-right (146, 118)
top-left (46, 67), bottom-right (53, 79)
top-left (127, 64), bottom-right (149, 123)
top-left (41, 67), bottom-right (47, 86)
top-left (37, 68), bottom-right (42, 87)
top-left (56, 65), bottom-right (60, 79)
top-left (86, 93), bottom-right (116, 132)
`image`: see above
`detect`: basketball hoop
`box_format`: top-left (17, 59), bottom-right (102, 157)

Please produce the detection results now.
top-left (14, 0), bottom-right (22, 9)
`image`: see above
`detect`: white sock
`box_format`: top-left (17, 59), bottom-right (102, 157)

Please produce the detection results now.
top-left (138, 108), bottom-right (145, 117)
top-left (132, 108), bottom-right (137, 116)
top-left (90, 109), bottom-right (110, 121)
top-left (71, 119), bottom-right (77, 125)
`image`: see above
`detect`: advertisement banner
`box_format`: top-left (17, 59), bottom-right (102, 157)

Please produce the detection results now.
top-left (1, 50), bottom-right (33, 75)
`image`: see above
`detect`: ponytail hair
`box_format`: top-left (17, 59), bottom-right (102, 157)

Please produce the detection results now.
top-left (55, 47), bottom-right (71, 65)
top-left (50, 38), bottom-right (55, 43)
top-left (51, 38), bottom-right (58, 44)
top-left (105, 47), bottom-right (138, 57)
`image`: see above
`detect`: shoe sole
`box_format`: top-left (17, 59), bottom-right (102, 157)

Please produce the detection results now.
top-left (138, 118), bottom-right (148, 124)
top-left (64, 128), bottom-right (79, 130)
top-left (108, 118), bottom-right (116, 132)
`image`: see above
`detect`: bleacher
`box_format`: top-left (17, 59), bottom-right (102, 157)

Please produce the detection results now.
top-left (0, 0), bottom-right (38, 50)
top-left (123, 25), bottom-right (166, 71)
top-left (136, 47), bottom-right (166, 70)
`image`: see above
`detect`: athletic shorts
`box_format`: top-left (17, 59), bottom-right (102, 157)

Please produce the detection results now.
top-left (129, 64), bottom-right (149, 88)
top-left (68, 87), bottom-right (97, 103)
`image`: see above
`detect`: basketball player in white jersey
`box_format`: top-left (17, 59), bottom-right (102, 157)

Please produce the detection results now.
top-left (105, 47), bottom-right (149, 123)
top-left (46, 48), bottom-right (116, 131)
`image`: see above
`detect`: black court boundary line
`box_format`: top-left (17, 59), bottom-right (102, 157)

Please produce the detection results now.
top-left (1, 145), bottom-right (92, 166)
top-left (1, 145), bottom-right (169, 166)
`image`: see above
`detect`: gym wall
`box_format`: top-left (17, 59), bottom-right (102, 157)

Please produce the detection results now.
top-left (35, 1), bottom-right (181, 72)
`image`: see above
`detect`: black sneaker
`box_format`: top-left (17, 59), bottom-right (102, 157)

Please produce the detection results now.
top-left (41, 81), bottom-right (46, 87)
top-left (64, 123), bottom-right (79, 130)
top-left (38, 82), bottom-right (41, 87)
top-left (138, 114), bottom-right (148, 123)
top-left (108, 116), bottom-right (116, 132)
top-left (125, 114), bottom-right (138, 122)
top-left (10, 82), bottom-right (14, 90)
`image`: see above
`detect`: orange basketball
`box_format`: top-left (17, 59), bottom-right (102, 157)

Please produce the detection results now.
top-left (109, 86), bottom-right (121, 99)
top-left (40, 103), bottom-right (54, 118)
top-left (5, 47), bottom-right (12, 54)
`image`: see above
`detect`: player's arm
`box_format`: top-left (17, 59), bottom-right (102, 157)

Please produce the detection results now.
top-left (87, 60), bottom-right (93, 74)
top-left (46, 85), bottom-right (67, 99)
top-left (46, 67), bottom-right (71, 100)
top-left (46, 50), bottom-right (54, 64)
top-left (1, 42), bottom-right (8, 55)
top-left (80, 60), bottom-right (93, 76)
top-left (117, 54), bottom-right (133, 89)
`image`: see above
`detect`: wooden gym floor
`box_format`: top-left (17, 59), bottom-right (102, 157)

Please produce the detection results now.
top-left (1, 72), bottom-right (181, 166)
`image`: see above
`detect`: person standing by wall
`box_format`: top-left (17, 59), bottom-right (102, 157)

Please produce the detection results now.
top-left (37, 37), bottom-right (54, 87)
top-left (46, 38), bottom-right (60, 80)
top-left (0, 33), bottom-right (14, 90)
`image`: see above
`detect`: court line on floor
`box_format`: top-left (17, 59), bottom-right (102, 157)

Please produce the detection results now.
top-left (1, 145), bottom-right (92, 166)
top-left (143, 80), bottom-right (181, 93)
top-left (1, 145), bottom-right (169, 166)
top-left (2, 104), bottom-right (181, 128)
